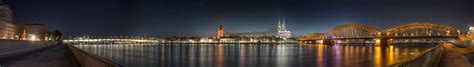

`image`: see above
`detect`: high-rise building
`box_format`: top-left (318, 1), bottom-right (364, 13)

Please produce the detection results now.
top-left (0, 0), bottom-right (12, 23)
top-left (0, 0), bottom-right (15, 39)
top-left (217, 24), bottom-right (225, 39)
top-left (277, 18), bottom-right (292, 39)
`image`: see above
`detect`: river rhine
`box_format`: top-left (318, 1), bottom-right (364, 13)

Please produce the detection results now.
top-left (74, 44), bottom-right (431, 67)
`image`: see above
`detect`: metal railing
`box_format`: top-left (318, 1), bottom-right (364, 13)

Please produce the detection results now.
top-left (68, 45), bottom-right (122, 67)
top-left (390, 43), bottom-right (445, 67)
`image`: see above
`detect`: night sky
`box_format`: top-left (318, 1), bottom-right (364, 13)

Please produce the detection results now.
top-left (3, 0), bottom-right (474, 36)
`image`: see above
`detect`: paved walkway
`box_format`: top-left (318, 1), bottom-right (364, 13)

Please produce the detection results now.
top-left (0, 41), bottom-right (55, 54)
top-left (0, 44), bottom-right (79, 67)
top-left (440, 41), bottom-right (474, 67)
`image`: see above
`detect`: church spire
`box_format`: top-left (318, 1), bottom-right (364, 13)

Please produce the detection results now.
top-left (277, 17), bottom-right (287, 31)
top-left (277, 17), bottom-right (292, 39)
top-left (278, 18), bottom-right (282, 31)
top-left (282, 18), bottom-right (286, 30)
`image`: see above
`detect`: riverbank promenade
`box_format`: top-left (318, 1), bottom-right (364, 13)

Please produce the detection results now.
top-left (0, 41), bottom-right (78, 67)
top-left (0, 40), bottom-right (120, 67)
top-left (397, 40), bottom-right (474, 67)
top-left (0, 44), bottom-right (78, 67)
top-left (440, 41), bottom-right (474, 67)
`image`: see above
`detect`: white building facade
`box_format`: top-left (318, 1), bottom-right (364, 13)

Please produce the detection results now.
top-left (277, 18), bottom-right (292, 39)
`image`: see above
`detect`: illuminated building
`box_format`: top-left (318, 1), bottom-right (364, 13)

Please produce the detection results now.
top-left (0, 22), bottom-right (15, 39)
top-left (216, 24), bottom-right (225, 39)
top-left (0, 1), bottom-right (15, 40)
top-left (0, 0), bottom-right (61, 41)
top-left (0, 1), bottom-right (12, 23)
top-left (219, 37), bottom-right (237, 43)
top-left (277, 18), bottom-right (292, 39)
top-left (23, 24), bottom-right (48, 41)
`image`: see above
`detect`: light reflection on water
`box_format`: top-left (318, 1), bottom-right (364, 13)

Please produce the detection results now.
top-left (74, 44), bottom-right (431, 67)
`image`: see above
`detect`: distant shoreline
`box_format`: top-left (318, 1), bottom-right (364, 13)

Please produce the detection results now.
top-left (66, 42), bottom-right (299, 45)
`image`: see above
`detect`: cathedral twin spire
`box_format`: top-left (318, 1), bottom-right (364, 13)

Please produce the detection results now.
top-left (277, 17), bottom-right (292, 39)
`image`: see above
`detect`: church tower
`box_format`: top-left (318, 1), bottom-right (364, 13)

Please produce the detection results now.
top-left (277, 18), bottom-right (292, 39)
top-left (217, 24), bottom-right (225, 39)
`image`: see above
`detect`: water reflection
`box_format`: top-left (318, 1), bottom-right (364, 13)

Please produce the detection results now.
top-left (74, 44), bottom-right (430, 67)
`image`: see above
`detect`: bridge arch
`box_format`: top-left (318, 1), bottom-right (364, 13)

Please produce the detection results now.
top-left (383, 22), bottom-right (460, 37)
top-left (326, 24), bottom-right (382, 38)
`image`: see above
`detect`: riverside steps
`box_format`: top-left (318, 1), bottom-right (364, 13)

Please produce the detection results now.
top-left (0, 40), bottom-right (121, 67)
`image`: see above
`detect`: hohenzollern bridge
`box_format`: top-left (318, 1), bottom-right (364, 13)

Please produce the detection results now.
top-left (299, 22), bottom-right (463, 46)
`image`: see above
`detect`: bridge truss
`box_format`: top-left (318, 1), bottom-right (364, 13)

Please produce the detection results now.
top-left (300, 22), bottom-right (461, 45)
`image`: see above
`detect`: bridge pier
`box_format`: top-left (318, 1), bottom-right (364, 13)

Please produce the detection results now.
top-left (375, 38), bottom-right (389, 47)
top-left (323, 39), bottom-right (334, 45)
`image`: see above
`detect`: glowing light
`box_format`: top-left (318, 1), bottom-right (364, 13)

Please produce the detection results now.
top-left (29, 35), bottom-right (39, 41)
top-left (470, 26), bottom-right (474, 30)
top-left (375, 39), bottom-right (382, 47)
top-left (388, 46), bottom-right (395, 64)
top-left (374, 47), bottom-right (382, 67)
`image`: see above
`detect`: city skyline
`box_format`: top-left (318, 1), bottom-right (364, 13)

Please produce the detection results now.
top-left (2, 0), bottom-right (474, 36)
top-left (1, 0), bottom-right (474, 67)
